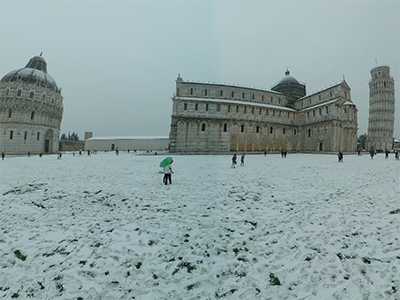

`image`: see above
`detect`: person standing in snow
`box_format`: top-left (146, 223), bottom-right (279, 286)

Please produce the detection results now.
top-left (231, 154), bottom-right (237, 168)
top-left (370, 149), bottom-right (375, 159)
top-left (163, 160), bottom-right (173, 185)
top-left (1, 152), bottom-right (4, 160)
top-left (240, 154), bottom-right (245, 166)
top-left (338, 152), bottom-right (343, 162)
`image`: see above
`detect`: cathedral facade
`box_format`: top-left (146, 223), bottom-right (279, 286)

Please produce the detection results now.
top-left (169, 71), bottom-right (358, 153)
top-left (0, 55), bottom-right (63, 155)
top-left (366, 65), bottom-right (395, 151)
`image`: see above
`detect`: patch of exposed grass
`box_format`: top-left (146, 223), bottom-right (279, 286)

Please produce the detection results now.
top-left (14, 250), bottom-right (27, 261)
top-left (269, 273), bottom-right (282, 286)
top-left (172, 261), bottom-right (197, 275)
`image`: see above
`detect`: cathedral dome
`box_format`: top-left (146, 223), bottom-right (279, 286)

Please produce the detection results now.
top-left (277, 69), bottom-right (300, 85)
top-left (0, 55), bottom-right (59, 91)
top-left (271, 69), bottom-right (306, 101)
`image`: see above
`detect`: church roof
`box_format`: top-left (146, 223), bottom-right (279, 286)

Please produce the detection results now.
top-left (0, 55), bottom-right (60, 91)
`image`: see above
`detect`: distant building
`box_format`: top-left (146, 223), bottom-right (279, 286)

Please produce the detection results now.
top-left (169, 71), bottom-right (358, 153)
top-left (0, 55), bottom-right (63, 155)
top-left (366, 65), bottom-right (396, 151)
top-left (84, 136), bottom-right (169, 152)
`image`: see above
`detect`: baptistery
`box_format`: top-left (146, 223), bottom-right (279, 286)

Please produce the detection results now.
top-left (0, 55), bottom-right (63, 155)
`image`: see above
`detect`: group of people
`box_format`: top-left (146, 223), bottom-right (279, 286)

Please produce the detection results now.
top-left (231, 154), bottom-right (245, 168)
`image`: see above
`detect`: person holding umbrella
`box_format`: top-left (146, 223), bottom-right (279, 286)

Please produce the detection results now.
top-left (160, 157), bottom-right (173, 185)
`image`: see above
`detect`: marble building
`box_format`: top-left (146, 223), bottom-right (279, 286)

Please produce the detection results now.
top-left (0, 55), bottom-right (63, 155)
top-left (169, 70), bottom-right (358, 153)
top-left (366, 65), bottom-right (395, 151)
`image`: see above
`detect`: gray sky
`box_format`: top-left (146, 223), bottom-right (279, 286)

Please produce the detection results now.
top-left (1, 0), bottom-right (399, 139)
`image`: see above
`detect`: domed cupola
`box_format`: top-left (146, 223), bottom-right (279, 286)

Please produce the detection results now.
top-left (271, 69), bottom-right (306, 102)
top-left (1, 54), bottom-right (60, 92)
top-left (0, 54), bottom-right (64, 155)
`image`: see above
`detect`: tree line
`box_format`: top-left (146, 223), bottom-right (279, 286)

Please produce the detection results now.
top-left (60, 132), bottom-right (80, 141)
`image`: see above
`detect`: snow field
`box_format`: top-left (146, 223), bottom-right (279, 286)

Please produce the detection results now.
top-left (0, 152), bottom-right (399, 299)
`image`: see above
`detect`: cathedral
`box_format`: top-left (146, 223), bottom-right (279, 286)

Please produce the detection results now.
top-left (169, 70), bottom-right (358, 153)
top-left (0, 55), bottom-right (64, 155)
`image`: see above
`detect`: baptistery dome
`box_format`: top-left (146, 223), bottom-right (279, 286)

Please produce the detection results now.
top-left (0, 55), bottom-right (64, 155)
top-left (1, 56), bottom-right (59, 91)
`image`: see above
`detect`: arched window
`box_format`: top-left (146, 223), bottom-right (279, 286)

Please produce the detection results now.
top-left (262, 95), bottom-right (264, 101)
top-left (326, 106), bottom-right (329, 114)
top-left (256, 126), bottom-right (260, 133)
top-left (9, 131), bottom-right (13, 140)
top-left (8, 109), bottom-right (12, 118)
top-left (308, 128), bottom-right (311, 137)
top-left (201, 123), bottom-right (206, 131)
top-left (190, 88), bottom-right (193, 95)
top-left (231, 91), bottom-right (234, 98)
top-left (184, 103), bottom-right (187, 110)
top-left (30, 91), bottom-right (34, 98)
top-left (242, 92), bottom-right (245, 99)
top-left (204, 89), bottom-right (207, 96)
top-left (205, 104), bottom-right (209, 111)
top-left (31, 111), bottom-right (35, 120)
top-left (37, 132), bottom-right (40, 140)
top-left (252, 94), bottom-right (254, 100)
top-left (223, 123), bottom-right (228, 132)
top-left (241, 125), bottom-right (245, 132)
top-left (220, 90), bottom-right (223, 97)
top-left (228, 105), bottom-right (231, 113)
top-left (17, 90), bottom-right (22, 96)
top-left (294, 129), bottom-right (297, 135)
top-left (270, 126), bottom-right (273, 134)
top-left (283, 128), bottom-right (286, 134)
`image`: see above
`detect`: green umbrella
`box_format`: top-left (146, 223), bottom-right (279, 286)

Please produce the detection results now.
top-left (160, 157), bottom-right (173, 168)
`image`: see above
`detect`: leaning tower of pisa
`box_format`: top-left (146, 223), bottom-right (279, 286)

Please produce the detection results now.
top-left (366, 65), bottom-right (396, 151)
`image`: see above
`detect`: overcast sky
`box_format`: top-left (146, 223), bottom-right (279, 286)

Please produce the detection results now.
top-left (1, 0), bottom-right (399, 139)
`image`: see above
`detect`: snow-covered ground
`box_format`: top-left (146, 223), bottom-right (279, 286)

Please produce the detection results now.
top-left (0, 152), bottom-right (399, 299)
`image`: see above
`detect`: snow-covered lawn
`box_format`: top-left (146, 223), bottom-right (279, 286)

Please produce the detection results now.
top-left (1, 152), bottom-right (399, 299)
